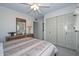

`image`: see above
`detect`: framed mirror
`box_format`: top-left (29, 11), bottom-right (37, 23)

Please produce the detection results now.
top-left (16, 18), bottom-right (26, 35)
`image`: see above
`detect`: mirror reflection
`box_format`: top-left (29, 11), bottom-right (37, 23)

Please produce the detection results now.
top-left (16, 18), bottom-right (26, 35)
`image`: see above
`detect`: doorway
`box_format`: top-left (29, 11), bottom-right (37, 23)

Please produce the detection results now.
top-left (33, 22), bottom-right (38, 39)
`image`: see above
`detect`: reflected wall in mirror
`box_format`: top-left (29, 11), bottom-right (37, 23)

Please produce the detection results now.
top-left (16, 18), bottom-right (26, 35)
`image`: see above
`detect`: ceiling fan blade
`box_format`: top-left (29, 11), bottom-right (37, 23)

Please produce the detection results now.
top-left (36, 11), bottom-right (42, 15)
top-left (20, 3), bottom-right (32, 6)
top-left (26, 9), bottom-right (33, 13)
top-left (38, 3), bottom-right (50, 6)
top-left (37, 9), bottom-right (42, 14)
top-left (26, 3), bottom-right (34, 5)
top-left (36, 10), bottom-right (44, 15)
top-left (39, 6), bottom-right (50, 8)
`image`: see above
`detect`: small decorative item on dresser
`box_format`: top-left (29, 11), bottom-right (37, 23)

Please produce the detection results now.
top-left (8, 32), bottom-right (16, 36)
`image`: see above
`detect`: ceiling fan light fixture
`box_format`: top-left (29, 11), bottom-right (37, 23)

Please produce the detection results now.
top-left (31, 4), bottom-right (39, 11)
top-left (34, 8), bottom-right (37, 11)
top-left (31, 5), bottom-right (33, 9)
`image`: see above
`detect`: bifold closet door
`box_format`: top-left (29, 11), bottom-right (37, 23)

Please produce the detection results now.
top-left (57, 13), bottom-right (76, 50)
top-left (66, 32), bottom-right (76, 49)
top-left (65, 13), bottom-right (76, 50)
top-left (46, 17), bottom-right (57, 45)
top-left (45, 13), bottom-right (76, 50)
top-left (56, 15), bottom-right (66, 47)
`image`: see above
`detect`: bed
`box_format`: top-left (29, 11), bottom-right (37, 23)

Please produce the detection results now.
top-left (4, 37), bottom-right (58, 56)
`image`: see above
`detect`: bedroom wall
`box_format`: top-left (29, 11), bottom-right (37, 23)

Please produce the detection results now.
top-left (0, 6), bottom-right (35, 41)
top-left (44, 4), bottom-right (77, 19)
top-left (0, 42), bottom-right (4, 56)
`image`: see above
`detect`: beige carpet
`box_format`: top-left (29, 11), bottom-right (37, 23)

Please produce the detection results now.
top-left (55, 46), bottom-right (78, 56)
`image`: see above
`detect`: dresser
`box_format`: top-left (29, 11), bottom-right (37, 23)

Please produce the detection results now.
top-left (6, 34), bottom-right (34, 41)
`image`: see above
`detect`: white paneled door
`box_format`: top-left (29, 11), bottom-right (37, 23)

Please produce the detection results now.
top-left (65, 13), bottom-right (76, 50)
top-left (56, 15), bottom-right (66, 47)
top-left (66, 32), bottom-right (76, 50)
top-left (46, 17), bottom-right (57, 45)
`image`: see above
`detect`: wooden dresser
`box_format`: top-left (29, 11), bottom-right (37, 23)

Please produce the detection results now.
top-left (6, 34), bottom-right (34, 41)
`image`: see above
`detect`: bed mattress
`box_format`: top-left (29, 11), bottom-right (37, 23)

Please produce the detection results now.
top-left (4, 37), bottom-right (58, 56)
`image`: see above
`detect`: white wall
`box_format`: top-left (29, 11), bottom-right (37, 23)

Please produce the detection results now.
top-left (0, 42), bottom-right (4, 56)
top-left (44, 4), bottom-right (77, 19)
top-left (0, 6), bottom-right (35, 41)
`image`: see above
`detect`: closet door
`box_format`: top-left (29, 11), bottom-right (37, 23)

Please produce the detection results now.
top-left (57, 15), bottom-right (66, 47)
top-left (51, 17), bottom-right (57, 44)
top-left (45, 13), bottom-right (76, 50)
top-left (57, 13), bottom-right (76, 50)
top-left (66, 32), bottom-right (76, 49)
top-left (46, 17), bottom-right (57, 44)
top-left (65, 13), bottom-right (76, 50)
top-left (46, 19), bottom-right (52, 43)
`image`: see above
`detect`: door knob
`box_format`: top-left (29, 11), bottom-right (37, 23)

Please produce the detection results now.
top-left (65, 32), bottom-right (67, 35)
top-left (49, 32), bottom-right (51, 34)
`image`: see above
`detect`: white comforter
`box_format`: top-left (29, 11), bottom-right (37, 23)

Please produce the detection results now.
top-left (4, 38), bottom-right (58, 56)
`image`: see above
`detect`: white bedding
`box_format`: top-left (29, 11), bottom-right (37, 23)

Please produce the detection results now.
top-left (4, 37), bottom-right (58, 56)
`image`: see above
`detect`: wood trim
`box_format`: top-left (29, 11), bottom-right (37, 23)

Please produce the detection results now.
top-left (16, 18), bottom-right (26, 22)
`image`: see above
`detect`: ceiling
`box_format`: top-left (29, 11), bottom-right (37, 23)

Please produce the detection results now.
top-left (0, 3), bottom-right (77, 19)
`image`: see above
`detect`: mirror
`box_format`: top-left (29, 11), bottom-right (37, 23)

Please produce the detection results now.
top-left (16, 18), bottom-right (26, 35)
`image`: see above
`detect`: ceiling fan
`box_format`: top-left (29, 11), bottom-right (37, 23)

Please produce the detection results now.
top-left (21, 3), bottom-right (50, 15)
